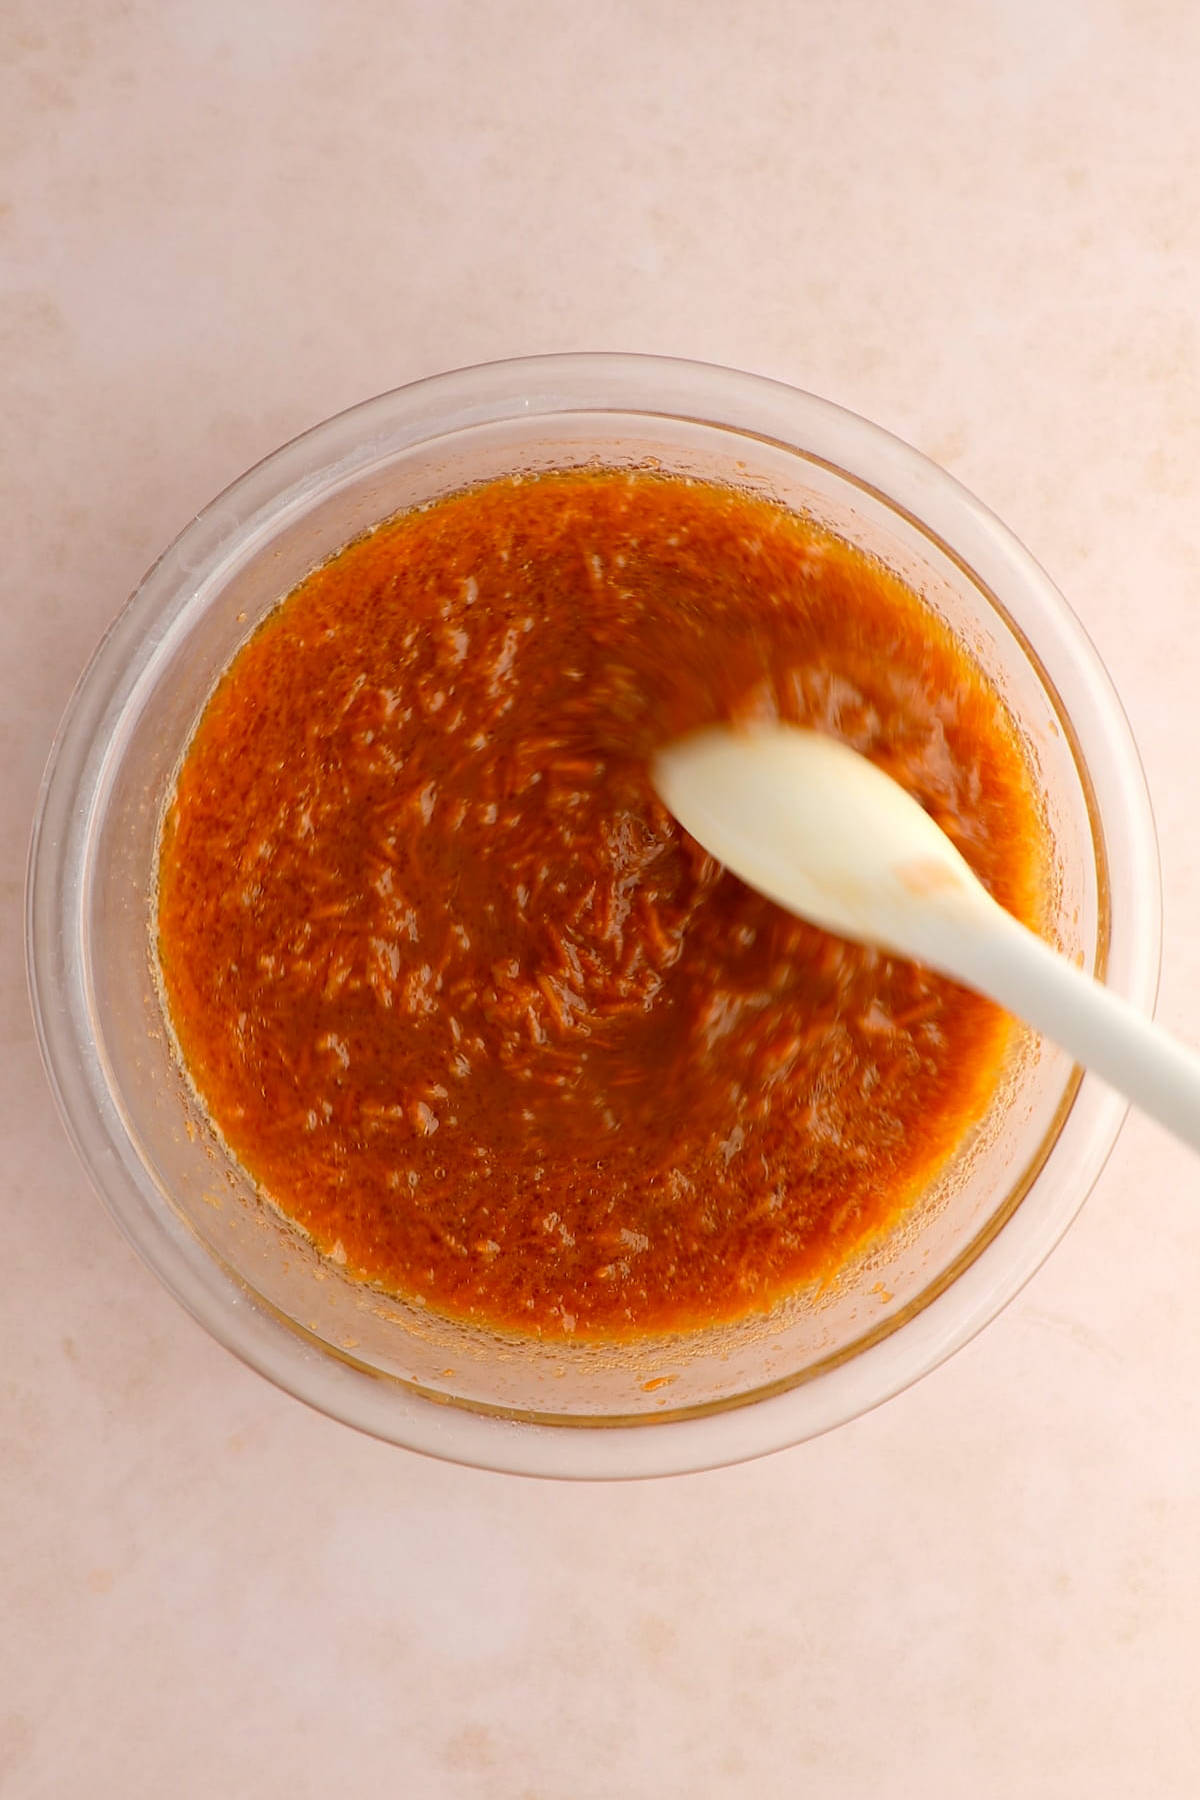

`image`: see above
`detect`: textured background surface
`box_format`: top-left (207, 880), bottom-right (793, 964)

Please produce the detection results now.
top-left (4, 3), bottom-right (1200, 1793)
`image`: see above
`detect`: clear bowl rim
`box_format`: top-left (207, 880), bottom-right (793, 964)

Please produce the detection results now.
top-left (25, 351), bottom-right (1161, 1479)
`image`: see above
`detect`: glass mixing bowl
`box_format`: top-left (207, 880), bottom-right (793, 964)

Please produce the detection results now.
top-left (26, 354), bottom-right (1159, 1477)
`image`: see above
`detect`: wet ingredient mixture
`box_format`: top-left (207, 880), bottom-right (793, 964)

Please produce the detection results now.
top-left (157, 470), bottom-right (1046, 1339)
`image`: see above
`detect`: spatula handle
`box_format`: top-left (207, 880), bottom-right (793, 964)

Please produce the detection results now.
top-left (946, 902), bottom-right (1200, 1152)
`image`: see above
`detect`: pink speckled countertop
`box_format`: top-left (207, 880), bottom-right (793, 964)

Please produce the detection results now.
top-left (4, 3), bottom-right (1200, 1794)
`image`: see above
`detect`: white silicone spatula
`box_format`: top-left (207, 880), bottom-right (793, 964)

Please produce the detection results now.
top-left (653, 722), bottom-right (1200, 1153)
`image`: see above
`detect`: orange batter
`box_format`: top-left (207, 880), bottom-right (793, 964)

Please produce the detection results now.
top-left (156, 470), bottom-right (1045, 1338)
